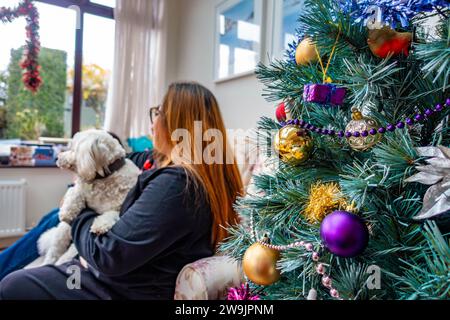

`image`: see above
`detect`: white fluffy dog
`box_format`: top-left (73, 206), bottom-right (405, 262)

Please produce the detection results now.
top-left (37, 129), bottom-right (140, 265)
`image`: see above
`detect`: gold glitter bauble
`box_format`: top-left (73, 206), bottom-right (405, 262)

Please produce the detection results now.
top-left (242, 241), bottom-right (280, 286)
top-left (345, 109), bottom-right (381, 151)
top-left (274, 125), bottom-right (313, 165)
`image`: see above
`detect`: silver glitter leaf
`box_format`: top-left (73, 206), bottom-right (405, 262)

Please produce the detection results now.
top-left (405, 146), bottom-right (450, 220)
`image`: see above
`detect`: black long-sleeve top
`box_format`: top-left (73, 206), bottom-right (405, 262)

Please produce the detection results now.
top-left (70, 152), bottom-right (213, 299)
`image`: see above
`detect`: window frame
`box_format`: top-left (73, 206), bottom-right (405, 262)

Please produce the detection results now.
top-left (213, 0), bottom-right (266, 83)
top-left (268, 0), bottom-right (305, 60)
top-left (35, 0), bottom-right (114, 137)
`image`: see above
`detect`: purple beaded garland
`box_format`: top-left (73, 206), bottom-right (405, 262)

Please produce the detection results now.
top-left (278, 99), bottom-right (448, 140)
top-left (396, 122), bottom-right (405, 129)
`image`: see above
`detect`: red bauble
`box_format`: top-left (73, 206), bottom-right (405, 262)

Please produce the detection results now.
top-left (276, 102), bottom-right (287, 123)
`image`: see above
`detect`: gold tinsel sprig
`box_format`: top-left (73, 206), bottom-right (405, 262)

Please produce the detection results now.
top-left (303, 181), bottom-right (354, 223)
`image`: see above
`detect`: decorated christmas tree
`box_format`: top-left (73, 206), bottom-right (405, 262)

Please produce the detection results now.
top-left (221, 0), bottom-right (450, 300)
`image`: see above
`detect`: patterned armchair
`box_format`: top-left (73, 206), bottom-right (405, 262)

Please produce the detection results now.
top-left (174, 255), bottom-right (244, 300)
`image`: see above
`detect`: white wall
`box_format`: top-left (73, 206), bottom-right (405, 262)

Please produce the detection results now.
top-left (165, 0), bottom-right (274, 131)
top-left (0, 168), bottom-right (73, 229)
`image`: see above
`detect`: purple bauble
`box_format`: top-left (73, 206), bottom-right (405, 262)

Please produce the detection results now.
top-left (320, 211), bottom-right (369, 258)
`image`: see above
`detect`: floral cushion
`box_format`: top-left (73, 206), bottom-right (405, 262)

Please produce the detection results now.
top-left (174, 255), bottom-right (244, 300)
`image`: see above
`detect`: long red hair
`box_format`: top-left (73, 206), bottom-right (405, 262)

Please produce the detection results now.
top-left (154, 82), bottom-right (244, 250)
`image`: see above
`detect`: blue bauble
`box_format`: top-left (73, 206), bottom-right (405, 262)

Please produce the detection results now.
top-left (320, 211), bottom-right (369, 258)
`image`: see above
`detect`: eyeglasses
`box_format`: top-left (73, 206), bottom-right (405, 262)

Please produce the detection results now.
top-left (149, 105), bottom-right (161, 124)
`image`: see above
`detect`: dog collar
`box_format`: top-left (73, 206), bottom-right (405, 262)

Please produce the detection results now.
top-left (95, 157), bottom-right (126, 180)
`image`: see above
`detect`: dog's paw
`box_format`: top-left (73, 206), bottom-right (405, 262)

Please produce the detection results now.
top-left (90, 211), bottom-right (120, 235)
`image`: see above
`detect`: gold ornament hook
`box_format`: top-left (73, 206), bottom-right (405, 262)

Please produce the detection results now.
top-left (351, 108), bottom-right (364, 120)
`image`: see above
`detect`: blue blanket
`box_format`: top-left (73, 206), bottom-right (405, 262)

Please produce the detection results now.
top-left (0, 209), bottom-right (60, 281)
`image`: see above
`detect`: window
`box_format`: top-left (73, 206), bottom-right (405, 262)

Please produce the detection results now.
top-left (0, 0), bottom-right (114, 141)
top-left (272, 0), bottom-right (305, 58)
top-left (81, 14), bottom-right (115, 131)
top-left (214, 0), bottom-right (263, 81)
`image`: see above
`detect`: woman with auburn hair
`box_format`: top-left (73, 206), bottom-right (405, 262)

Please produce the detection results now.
top-left (0, 82), bottom-right (244, 300)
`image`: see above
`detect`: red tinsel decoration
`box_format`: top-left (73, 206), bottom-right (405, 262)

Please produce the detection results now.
top-left (0, 0), bottom-right (42, 93)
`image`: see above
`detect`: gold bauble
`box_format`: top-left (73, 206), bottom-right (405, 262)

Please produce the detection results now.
top-left (274, 125), bottom-right (313, 165)
top-left (345, 109), bottom-right (381, 151)
top-left (295, 38), bottom-right (318, 66)
top-left (242, 241), bottom-right (280, 286)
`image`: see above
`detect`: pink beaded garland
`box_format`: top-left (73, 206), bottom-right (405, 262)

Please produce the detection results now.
top-left (330, 289), bottom-right (340, 298)
top-left (250, 209), bottom-right (343, 299)
top-left (322, 275), bottom-right (332, 288)
top-left (312, 252), bottom-right (320, 261)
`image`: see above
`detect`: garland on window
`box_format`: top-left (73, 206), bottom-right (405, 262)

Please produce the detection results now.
top-left (0, 0), bottom-right (42, 93)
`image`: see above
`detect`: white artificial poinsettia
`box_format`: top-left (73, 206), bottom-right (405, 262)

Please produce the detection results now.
top-left (405, 146), bottom-right (450, 220)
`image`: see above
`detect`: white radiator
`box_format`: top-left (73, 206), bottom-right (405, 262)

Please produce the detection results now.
top-left (0, 180), bottom-right (26, 238)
